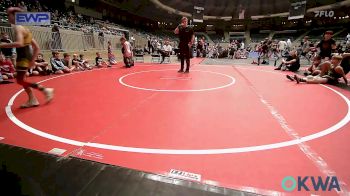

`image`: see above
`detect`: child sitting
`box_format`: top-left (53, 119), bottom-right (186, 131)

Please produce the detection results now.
top-left (95, 52), bottom-right (109, 68)
top-left (304, 55), bottom-right (322, 76)
top-left (30, 53), bottom-right (51, 76)
top-left (72, 54), bottom-right (85, 71)
top-left (0, 53), bottom-right (15, 80)
top-left (50, 51), bottom-right (73, 74)
top-left (107, 41), bottom-right (117, 65)
top-left (62, 53), bottom-right (77, 71)
top-left (79, 54), bottom-right (92, 70)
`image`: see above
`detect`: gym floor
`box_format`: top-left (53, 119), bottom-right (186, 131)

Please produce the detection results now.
top-left (1, 57), bottom-right (350, 195)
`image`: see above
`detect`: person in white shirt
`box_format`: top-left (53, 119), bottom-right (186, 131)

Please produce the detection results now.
top-left (346, 33), bottom-right (350, 46)
top-left (278, 40), bottom-right (287, 55)
top-left (159, 40), bottom-right (173, 63)
top-left (287, 39), bottom-right (292, 51)
top-left (240, 41), bottom-right (245, 50)
top-left (120, 37), bottom-right (134, 68)
top-left (130, 35), bottom-right (135, 47)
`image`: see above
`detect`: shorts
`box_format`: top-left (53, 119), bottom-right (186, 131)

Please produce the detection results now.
top-left (16, 46), bottom-right (33, 70)
top-left (179, 44), bottom-right (191, 59)
top-left (322, 75), bottom-right (339, 85)
top-left (16, 65), bottom-right (29, 72)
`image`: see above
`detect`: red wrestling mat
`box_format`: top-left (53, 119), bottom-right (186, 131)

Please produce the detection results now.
top-left (1, 60), bottom-right (350, 195)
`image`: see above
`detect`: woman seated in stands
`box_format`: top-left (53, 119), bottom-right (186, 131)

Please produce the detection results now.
top-left (286, 55), bottom-right (348, 85)
top-left (50, 51), bottom-right (72, 74)
top-left (274, 50), bottom-right (300, 72)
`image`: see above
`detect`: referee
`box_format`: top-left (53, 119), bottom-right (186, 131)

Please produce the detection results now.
top-left (174, 17), bottom-right (194, 73)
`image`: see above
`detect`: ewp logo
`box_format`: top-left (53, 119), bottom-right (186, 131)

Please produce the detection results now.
top-left (15, 12), bottom-right (51, 26)
top-left (282, 176), bottom-right (340, 192)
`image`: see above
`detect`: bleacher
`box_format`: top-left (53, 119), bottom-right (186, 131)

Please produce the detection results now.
top-left (273, 30), bottom-right (304, 42)
top-left (250, 33), bottom-right (269, 43)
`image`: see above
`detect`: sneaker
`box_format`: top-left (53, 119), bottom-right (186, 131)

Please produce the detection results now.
top-left (184, 70), bottom-right (189, 73)
top-left (20, 99), bottom-right (39, 108)
top-left (178, 69), bottom-right (184, 73)
top-left (286, 75), bottom-right (294, 81)
top-left (43, 88), bottom-right (54, 103)
top-left (274, 67), bottom-right (281, 70)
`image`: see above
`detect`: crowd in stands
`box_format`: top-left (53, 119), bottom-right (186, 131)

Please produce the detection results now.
top-left (1, 0), bottom-right (126, 36)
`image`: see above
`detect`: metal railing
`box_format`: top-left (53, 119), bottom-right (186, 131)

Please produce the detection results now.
top-left (0, 26), bottom-right (124, 52)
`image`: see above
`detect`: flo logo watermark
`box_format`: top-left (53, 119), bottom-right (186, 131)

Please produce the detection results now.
top-left (314, 10), bottom-right (335, 17)
top-left (282, 176), bottom-right (340, 192)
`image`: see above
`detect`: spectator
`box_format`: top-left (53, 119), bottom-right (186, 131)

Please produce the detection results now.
top-left (304, 55), bottom-right (322, 76)
top-left (30, 53), bottom-right (51, 76)
top-left (300, 36), bottom-right (311, 61)
top-left (278, 40), bottom-right (287, 56)
top-left (120, 37), bottom-right (134, 68)
top-left (340, 53), bottom-right (350, 77)
top-left (130, 35), bottom-right (135, 47)
top-left (72, 54), bottom-right (85, 71)
top-left (107, 41), bottom-right (117, 65)
top-left (98, 31), bottom-right (104, 49)
top-left (79, 54), bottom-right (92, 70)
top-left (18, 1), bottom-right (27, 11)
top-left (95, 52), bottom-right (109, 68)
top-left (50, 51), bottom-right (72, 74)
top-left (240, 41), bottom-right (245, 50)
top-left (275, 50), bottom-right (300, 72)
top-left (159, 40), bottom-right (172, 64)
top-left (0, 32), bottom-right (16, 66)
top-left (0, 53), bottom-right (15, 80)
top-left (62, 53), bottom-right (77, 71)
top-left (317, 31), bottom-right (336, 60)
top-left (286, 39), bottom-right (292, 51)
top-left (52, 23), bottom-right (62, 51)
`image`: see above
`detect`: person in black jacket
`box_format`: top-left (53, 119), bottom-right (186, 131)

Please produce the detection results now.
top-left (174, 17), bottom-right (194, 73)
top-left (317, 31), bottom-right (336, 60)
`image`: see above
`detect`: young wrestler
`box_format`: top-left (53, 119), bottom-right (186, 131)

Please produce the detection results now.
top-left (0, 7), bottom-right (53, 108)
top-left (286, 55), bottom-right (348, 85)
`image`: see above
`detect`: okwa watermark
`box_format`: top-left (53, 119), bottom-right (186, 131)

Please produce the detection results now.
top-left (282, 176), bottom-right (340, 192)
